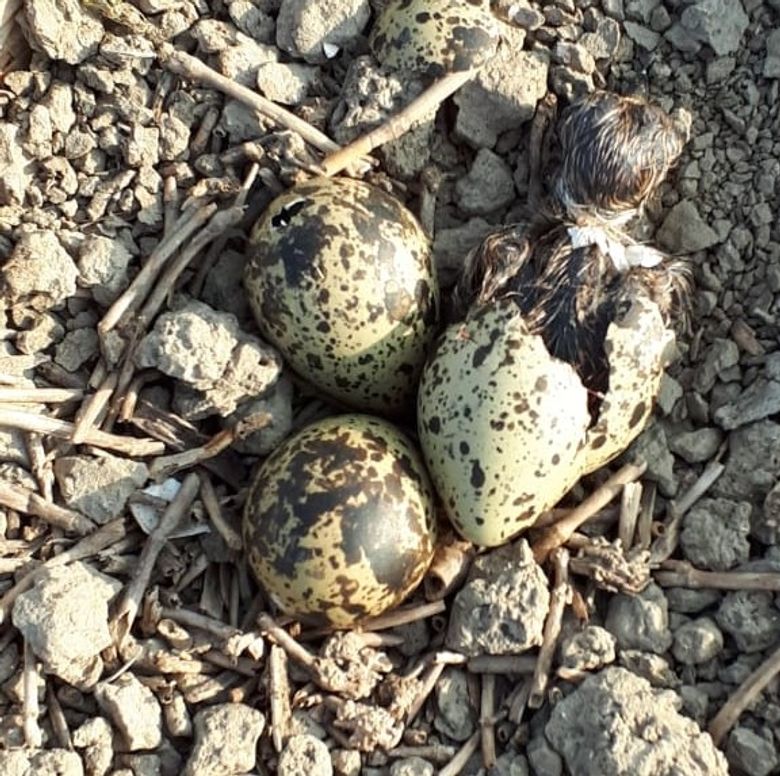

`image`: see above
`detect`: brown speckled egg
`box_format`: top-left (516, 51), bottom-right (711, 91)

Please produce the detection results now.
top-left (370, 0), bottom-right (499, 77)
top-left (244, 176), bottom-right (439, 416)
top-left (242, 414), bottom-right (437, 627)
top-left (417, 296), bottom-right (673, 547)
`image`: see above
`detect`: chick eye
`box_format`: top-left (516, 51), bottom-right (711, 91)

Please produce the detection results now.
top-left (271, 199), bottom-right (306, 228)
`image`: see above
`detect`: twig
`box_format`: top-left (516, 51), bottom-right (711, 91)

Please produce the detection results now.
top-left (111, 473), bottom-right (200, 647)
top-left (532, 461), bottom-right (647, 564)
top-left (618, 482), bottom-right (642, 553)
top-left (46, 682), bottom-right (72, 749)
top-left (467, 656), bottom-right (536, 674)
top-left (424, 535), bottom-right (474, 600)
top-left (357, 600), bottom-right (447, 631)
top-left (23, 638), bottom-right (42, 747)
top-left (387, 745), bottom-right (457, 764)
top-left (0, 479), bottom-right (95, 535)
top-left (199, 472), bottom-right (242, 552)
top-left (149, 412), bottom-right (271, 480)
top-left (163, 176), bottom-right (179, 236)
top-left (0, 387), bottom-right (83, 403)
top-left (71, 371), bottom-right (118, 444)
top-left (634, 482), bottom-right (656, 551)
top-left (24, 432), bottom-right (53, 502)
top-left (650, 454), bottom-right (726, 565)
top-left (506, 678), bottom-right (532, 724)
top-left (709, 641), bottom-right (780, 746)
top-left (321, 68), bottom-right (478, 177)
top-left (654, 560), bottom-right (780, 591)
top-left (480, 674), bottom-right (497, 769)
top-left (98, 203), bottom-right (217, 336)
top-left (269, 644), bottom-right (291, 752)
top-left (0, 406), bottom-right (164, 457)
top-left (407, 662), bottom-right (446, 722)
top-left (440, 730), bottom-right (481, 776)
top-left (119, 369), bottom-right (158, 422)
top-left (529, 549), bottom-right (570, 708)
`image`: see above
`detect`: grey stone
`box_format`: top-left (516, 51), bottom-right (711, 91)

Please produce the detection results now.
top-left (434, 669), bottom-right (477, 742)
top-left (672, 617), bottom-right (724, 665)
top-left (228, 0), bottom-right (274, 41)
top-left (2, 230), bottom-right (79, 311)
top-left (433, 218), bottom-right (494, 274)
top-left (664, 22), bottom-right (703, 53)
top-left (233, 377), bottom-right (294, 456)
top-left (656, 374), bottom-right (683, 416)
top-left (73, 717), bottom-right (113, 776)
top-left (714, 354), bottom-right (780, 430)
top-left (25, 0), bottom-right (104, 64)
top-left (23, 104), bottom-right (53, 159)
top-left (183, 703), bottom-right (265, 775)
top-left (278, 734), bottom-right (332, 776)
top-left (257, 62), bottom-right (319, 105)
top-left (625, 423), bottom-right (677, 497)
top-left (669, 427), bottom-right (723, 463)
top-left (159, 114), bottom-right (190, 161)
top-left (680, 0), bottom-right (749, 56)
top-left (656, 200), bottom-right (720, 253)
top-left (276, 0), bottom-right (370, 63)
top-left (666, 587), bottom-right (722, 614)
top-left (454, 46), bottom-right (548, 149)
top-left (726, 727), bottom-right (778, 776)
top-left (527, 736), bottom-right (563, 776)
top-left (602, 0), bottom-right (625, 20)
top-left (16, 312), bottom-right (65, 354)
top-left (202, 248), bottom-right (252, 321)
top-left (545, 668), bottom-right (728, 775)
top-left (390, 757), bottom-right (433, 776)
top-left (77, 234), bottom-right (132, 307)
top-left (716, 590), bottom-right (780, 653)
top-left (456, 149), bottom-right (515, 216)
top-left (54, 327), bottom-right (99, 372)
top-left (623, 21), bottom-right (660, 50)
top-left (618, 650), bottom-right (680, 688)
top-left (489, 751), bottom-right (530, 776)
top-left (679, 685), bottom-right (710, 725)
top-left (553, 41), bottom-right (596, 73)
top-left (765, 29), bottom-right (780, 79)
top-left (332, 749), bottom-right (361, 776)
top-left (0, 750), bottom-right (84, 776)
top-left (12, 563), bottom-right (121, 689)
top-left (713, 420), bottom-right (780, 504)
top-left (692, 337), bottom-right (739, 394)
top-left (54, 453), bottom-right (149, 524)
top-left (95, 673), bottom-right (163, 751)
top-left (559, 625), bottom-right (617, 672)
top-left (0, 124), bottom-right (34, 206)
top-left (580, 18), bottom-right (621, 60)
top-left (217, 38), bottom-right (279, 88)
top-left (605, 582), bottom-right (673, 654)
top-left (680, 498), bottom-right (751, 571)
top-left (135, 299), bottom-right (241, 389)
top-left (446, 541), bottom-right (549, 656)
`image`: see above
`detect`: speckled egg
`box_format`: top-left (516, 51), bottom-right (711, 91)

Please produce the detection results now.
top-left (417, 296), bottom-right (674, 547)
top-left (245, 176), bottom-right (438, 416)
top-left (370, 0), bottom-right (499, 77)
top-left (243, 414), bottom-right (438, 627)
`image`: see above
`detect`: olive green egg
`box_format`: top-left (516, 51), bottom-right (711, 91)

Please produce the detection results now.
top-left (417, 296), bottom-right (674, 547)
top-left (242, 414), bottom-right (438, 627)
top-left (370, 0), bottom-right (499, 77)
top-left (245, 176), bottom-right (439, 416)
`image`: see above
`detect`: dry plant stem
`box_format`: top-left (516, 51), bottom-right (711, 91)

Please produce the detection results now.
top-left (407, 662), bottom-right (446, 722)
top-left (190, 106), bottom-right (221, 156)
top-left (440, 729), bottom-right (482, 776)
top-left (0, 387), bottom-right (83, 403)
top-left (0, 479), bottom-right (95, 535)
top-left (481, 674), bottom-right (497, 769)
top-left (650, 456), bottom-right (726, 565)
top-left (527, 92), bottom-right (558, 208)
top-left (160, 606), bottom-right (240, 640)
top-left (46, 682), bottom-right (72, 749)
top-left (99, 203), bottom-right (217, 336)
top-left (618, 481), bottom-right (642, 552)
top-left (529, 549), bottom-right (570, 709)
top-left (357, 600), bottom-right (447, 631)
top-left (112, 473), bottom-right (200, 647)
top-left (71, 371), bottom-right (119, 444)
top-left (388, 745), bottom-right (457, 764)
top-left (24, 432), bottom-right (53, 502)
top-left (506, 678), bottom-right (532, 724)
top-left (23, 638), bottom-right (42, 747)
top-left (655, 560), bottom-right (780, 591)
top-left (159, 45), bottom-right (347, 158)
top-left (136, 205), bottom-right (244, 332)
top-left (321, 67), bottom-right (478, 177)
top-left (163, 176), bottom-right (179, 235)
top-left (425, 536), bottom-right (474, 600)
top-left (635, 482), bottom-right (656, 551)
top-left (149, 411), bottom-right (271, 480)
top-left (0, 406), bottom-right (163, 457)
top-left (468, 655), bottom-right (537, 674)
top-left (269, 644), bottom-right (292, 752)
top-left (119, 369), bottom-right (158, 421)
top-left (532, 461), bottom-right (647, 564)
top-left (257, 614), bottom-right (319, 670)
top-left (199, 472), bottom-right (242, 551)
top-left (709, 640), bottom-right (780, 746)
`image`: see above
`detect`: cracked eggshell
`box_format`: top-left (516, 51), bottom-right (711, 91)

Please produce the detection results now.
top-left (242, 414), bottom-right (438, 627)
top-left (245, 176), bottom-right (439, 416)
top-left (417, 297), bottom-right (673, 547)
top-left (370, 0), bottom-right (499, 77)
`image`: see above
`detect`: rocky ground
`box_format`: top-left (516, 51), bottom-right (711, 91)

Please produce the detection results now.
top-left (1, 0), bottom-right (780, 774)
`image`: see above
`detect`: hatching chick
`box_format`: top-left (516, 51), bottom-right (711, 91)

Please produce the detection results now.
top-left (452, 90), bottom-right (692, 398)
